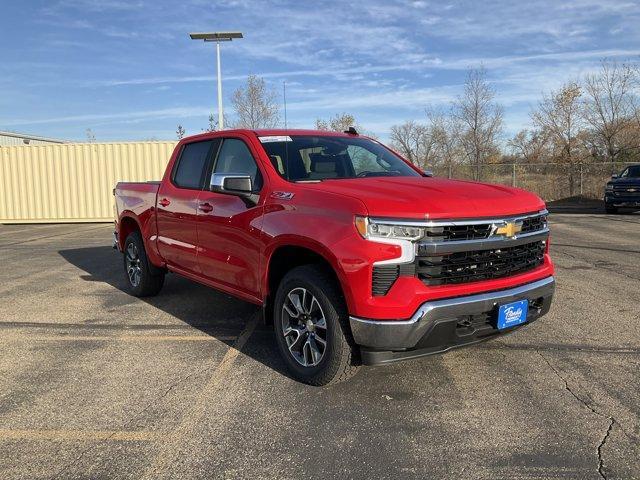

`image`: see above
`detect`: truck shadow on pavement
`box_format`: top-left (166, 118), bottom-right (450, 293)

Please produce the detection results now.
top-left (58, 246), bottom-right (297, 381)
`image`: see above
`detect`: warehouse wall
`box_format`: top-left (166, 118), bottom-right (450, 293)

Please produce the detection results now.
top-left (0, 142), bottom-right (177, 223)
top-left (0, 134), bottom-right (65, 147)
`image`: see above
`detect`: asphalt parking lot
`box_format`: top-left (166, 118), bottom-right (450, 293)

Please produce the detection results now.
top-left (0, 213), bottom-right (639, 479)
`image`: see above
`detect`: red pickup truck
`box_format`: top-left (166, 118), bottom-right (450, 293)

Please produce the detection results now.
top-left (114, 129), bottom-right (555, 385)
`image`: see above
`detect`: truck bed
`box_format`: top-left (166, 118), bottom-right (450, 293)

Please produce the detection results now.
top-left (114, 181), bottom-right (160, 218)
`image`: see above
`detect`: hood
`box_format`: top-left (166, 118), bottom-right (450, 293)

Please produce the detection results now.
top-left (304, 176), bottom-right (545, 219)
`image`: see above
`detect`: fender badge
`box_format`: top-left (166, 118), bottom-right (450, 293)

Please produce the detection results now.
top-left (270, 191), bottom-right (295, 200)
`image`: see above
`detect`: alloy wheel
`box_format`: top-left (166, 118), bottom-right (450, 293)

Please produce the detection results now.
top-left (125, 243), bottom-right (142, 287)
top-left (281, 287), bottom-right (328, 367)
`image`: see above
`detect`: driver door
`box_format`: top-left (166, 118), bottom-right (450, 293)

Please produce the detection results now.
top-left (196, 136), bottom-right (265, 299)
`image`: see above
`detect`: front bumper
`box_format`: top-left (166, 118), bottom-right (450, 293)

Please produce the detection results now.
top-left (349, 276), bottom-right (555, 365)
top-left (605, 194), bottom-right (640, 207)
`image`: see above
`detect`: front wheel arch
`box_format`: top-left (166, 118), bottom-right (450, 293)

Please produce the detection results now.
top-left (264, 244), bottom-right (349, 324)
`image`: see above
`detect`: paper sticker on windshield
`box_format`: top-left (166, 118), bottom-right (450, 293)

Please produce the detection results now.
top-left (258, 135), bottom-right (292, 143)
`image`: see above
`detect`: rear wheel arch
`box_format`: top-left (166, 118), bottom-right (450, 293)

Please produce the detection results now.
top-left (118, 215), bottom-right (141, 250)
top-left (119, 214), bottom-right (164, 275)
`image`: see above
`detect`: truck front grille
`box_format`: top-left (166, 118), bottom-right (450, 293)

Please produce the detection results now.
top-left (369, 211), bottom-right (549, 295)
top-left (612, 184), bottom-right (640, 195)
top-left (416, 240), bottom-right (545, 286)
top-left (520, 214), bottom-right (547, 234)
top-left (424, 224), bottom-right (492, 241)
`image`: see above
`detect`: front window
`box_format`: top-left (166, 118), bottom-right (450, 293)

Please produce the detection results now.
top-left (259, 135), bottom-right (420, 181)
top-left (214, 138), bottom-right (263, 190)
top-left (620, 166), bottom-right (640, 178)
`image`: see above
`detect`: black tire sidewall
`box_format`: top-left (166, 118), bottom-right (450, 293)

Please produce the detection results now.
top-left (273, 267), bottom-right (349, 382)
top-left (123, 232), bottom-right (161, 296)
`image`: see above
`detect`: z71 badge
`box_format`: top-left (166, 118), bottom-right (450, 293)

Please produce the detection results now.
top-left (270, 191), bottom-right (295, 200)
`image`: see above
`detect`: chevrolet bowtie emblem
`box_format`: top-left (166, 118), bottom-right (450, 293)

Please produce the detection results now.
top-left (496, 222), bottom-right (522, 238)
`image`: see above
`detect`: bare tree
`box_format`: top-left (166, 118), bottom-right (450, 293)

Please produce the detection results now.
top-left (85, 128), bottom-right (96, 143)
top-left (176, 124), bottom-right (186, 140)
top-left (532, 82), bottom-right (584, 195)
top-left (231, 75), bottom-right (280, 129)
top-left (389, 120), bottom-right (428, 167)
top-left (508, 129), bottom-right (550, 164)
top-left (583, 61), bottom-right (636, 162)
top-left (203, 113), bottom-right (229, 132)
top-left (426, 107), bottom-right (463, 176)
top-left (452, 68), bottom-right (503, 180)
top-left (206, 114), bottom-right (217, 132)
top-left (315, 113), bottom-right (358, 132)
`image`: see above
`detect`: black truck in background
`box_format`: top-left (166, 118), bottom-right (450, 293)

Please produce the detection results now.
top-left (605, 165), bottom-right (640, 214)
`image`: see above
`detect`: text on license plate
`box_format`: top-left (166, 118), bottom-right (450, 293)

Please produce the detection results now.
top-left (497, 299), bottom-right (529, 330)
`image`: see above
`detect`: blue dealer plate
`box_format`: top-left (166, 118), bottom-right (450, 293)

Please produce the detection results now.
top-left (497, 299), bottom-right (529, 330)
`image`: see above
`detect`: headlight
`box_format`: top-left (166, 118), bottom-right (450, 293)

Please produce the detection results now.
top-left (605, 184), bottom-right (614, 192)
top-left (355, 216), bottom-right (424, 241)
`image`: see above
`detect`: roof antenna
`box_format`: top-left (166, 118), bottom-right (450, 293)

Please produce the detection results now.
top-left (344, 126), bottom-right (358, 135)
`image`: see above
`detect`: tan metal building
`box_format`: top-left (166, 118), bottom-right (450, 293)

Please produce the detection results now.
top-left (0, 141), bottom-right (177, 223)
top-left (0, 130), bottom-right (66, 147)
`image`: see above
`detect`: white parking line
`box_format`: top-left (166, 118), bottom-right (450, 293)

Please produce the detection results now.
top-left (0, 334), bottom-right (237, 342)
top-left (0, 429), bottom-right (163, 442)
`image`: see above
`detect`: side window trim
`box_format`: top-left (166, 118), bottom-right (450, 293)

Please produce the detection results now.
top-left (170, 139), bottom-right (218, 190)
top-left (209, 137), bottom-right (264, 193)
top-left (202, 139), bottom-right (222, 190)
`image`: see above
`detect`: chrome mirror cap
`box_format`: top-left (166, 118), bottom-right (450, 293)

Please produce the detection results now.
top-left (210, 173), bottom-right (252, 194)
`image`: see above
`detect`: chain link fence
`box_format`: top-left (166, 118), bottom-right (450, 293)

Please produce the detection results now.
top-left (431, 162), bottom-right (638, 202)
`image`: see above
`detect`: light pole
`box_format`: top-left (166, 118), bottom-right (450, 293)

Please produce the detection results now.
top-left (189, 31), bottom-right (243, 130)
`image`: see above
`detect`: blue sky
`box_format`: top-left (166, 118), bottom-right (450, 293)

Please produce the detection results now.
top-left (1, 0), bottom-right (639, 142)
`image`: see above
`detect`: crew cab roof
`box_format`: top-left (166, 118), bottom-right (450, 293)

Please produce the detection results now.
top-left (179, 128), bottom-right (360, 143)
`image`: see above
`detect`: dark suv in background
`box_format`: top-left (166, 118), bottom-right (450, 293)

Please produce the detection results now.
top-left (605, 165), bottom-right (640, 214)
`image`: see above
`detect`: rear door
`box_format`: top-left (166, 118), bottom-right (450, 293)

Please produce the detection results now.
top-left (156, 139), bottom-right (219, 274)
top-left (196, 136), bottom-right (266, 299)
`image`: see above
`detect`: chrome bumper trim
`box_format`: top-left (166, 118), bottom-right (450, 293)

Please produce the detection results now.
top-left (368, 209), bottom-right (548, 228)
top-left (349, 276), bottom-right (555, 350)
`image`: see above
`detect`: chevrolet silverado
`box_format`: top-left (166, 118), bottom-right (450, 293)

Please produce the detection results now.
top-left (605, 164), bottom-right (640, 213)
top-left (113, 129), bottom-right (555, 385)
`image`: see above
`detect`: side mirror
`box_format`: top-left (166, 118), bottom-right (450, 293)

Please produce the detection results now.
top-left (611, 174), bottom-right (619, 179)
top-left (210, 173), bottom-right (253, 196)
top-left (422, 169), bottom-right (434, 177)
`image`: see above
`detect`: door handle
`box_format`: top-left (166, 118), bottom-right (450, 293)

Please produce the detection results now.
top-left (159, 198), bottom-right (171, 207)
top-left (198, 202), bottom-right (214, 213)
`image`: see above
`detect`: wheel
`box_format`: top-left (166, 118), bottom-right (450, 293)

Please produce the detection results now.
top-left (605, 204), bottom-right (618, 214)
top-left (123, 231), bottom-right (165, 297)
top-left (273, 265), bottom-right (360, 386)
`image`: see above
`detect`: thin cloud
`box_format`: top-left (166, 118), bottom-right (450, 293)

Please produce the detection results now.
top-left (1, 107), bottom-right (211, 127)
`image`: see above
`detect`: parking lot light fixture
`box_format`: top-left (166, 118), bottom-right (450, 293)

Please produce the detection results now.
top-left (189, 31), bottom-right (244, 130)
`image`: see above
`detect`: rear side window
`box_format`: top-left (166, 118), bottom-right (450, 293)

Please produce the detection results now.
top-left (173, 140), bottom-right (214, 189)
top-left (214, 138), bottom-right (263, 190)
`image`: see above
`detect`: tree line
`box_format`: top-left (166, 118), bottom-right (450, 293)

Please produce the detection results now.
top-left (177, 60), bottom-right (640, 190)
top-left (388, 61), bottom-right (640, 191)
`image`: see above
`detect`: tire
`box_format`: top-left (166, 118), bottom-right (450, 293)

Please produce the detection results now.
top-left (273, 265), bottom-right (360, 386)
top-left (605, 204), bottom-right (618, 214)
top-left (123, 231), bottom-right (165, 297)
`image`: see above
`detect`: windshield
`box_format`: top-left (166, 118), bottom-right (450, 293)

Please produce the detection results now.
top-left (621, 166), bottom-right (640, 178)
top-left (258, 135), bottom-right (420, 181)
